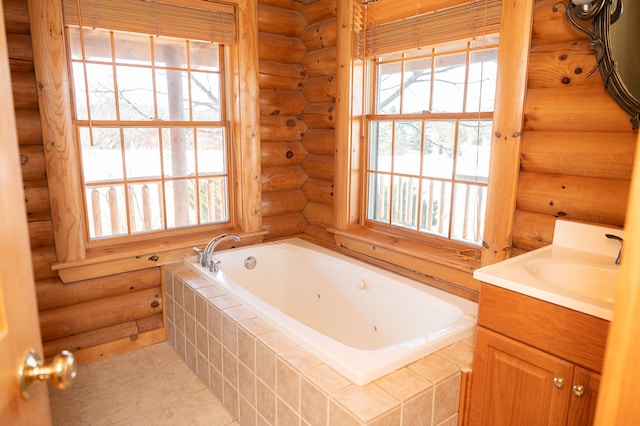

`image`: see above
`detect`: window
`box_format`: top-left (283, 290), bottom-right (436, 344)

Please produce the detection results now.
top-left (68, 28), bottom-right (230, 240)
top-left (365, 38), bottom-right (498, 245)
top-left (61, 0), bottom-right (239, 244)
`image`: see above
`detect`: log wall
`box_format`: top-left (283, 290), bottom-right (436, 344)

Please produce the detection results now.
top-left (4, 0), bottom-right (636, 361)
top-left (513, 0), bottom-right (636, 253)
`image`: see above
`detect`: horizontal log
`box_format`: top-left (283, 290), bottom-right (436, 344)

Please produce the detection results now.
top-left (258, 4), bottom-right (306, 37)
top-left (301, 0), bottom-right (337, 25)
top-left (24, 185), bottom-right (51, 221)
top-left (259, 61), bottom-right (306, 90)
top-left (528, 41), bottom-right (597, 89)
top-left (302, 153), bottom-right (334, 180)
top-left (302, 102), bottom-right (335, 128)
top-left (524, 86), bottom-right (633, 132)
top-left (36, 268), bottom-right (161, 311)
top-left (531, 0), bottom-right (590, 48)
top-left (32, 246), bottom-right (58, 281)
top-left (15, 108), bottom-right (43, 145)
top-left (12, 72), bottom-right (38, 110)
top-left (20, 144), bottom-right (46, 181)
top-left (43, 320), bottom-right (139, 358)
top-left (302, 201), bottom-right (333, 227)
top-left (302, 128), bottom-right (335, 154)
top-left (302, 75), bottom-right (336, 103)
top-left (302, 178), bottom-right (334, 205)
top-left (516, 171), bottom-right (629, 226)
top-left (39, 287), bottom-right (163, 341)
top-left (260, 88), bottom-right (307, 116)
top-left (301, 46), bottom-right (336, 78)
top-left (8, 34), bottom-right (34, 73)
top-left (260, 115), bottom-right (308, 140)
top-left (301, 18), bottom-right (337, 51)
top-left (304, 223), bottom-right (335, 244)
top-left (262, 212), bottom-right (308, 238)
top-left (512, 210), bottom-right (558, 252)
top-left (4, 0), bottom-right (31, 34)
top-left (258, 33), bottom-right (306, 64)
top-left (261, 140), bottom-right (308, 167)
top-left (262, 189), bottom-right (307, 216)
top-left (43, 314), bottom-right (166, 364)
top-left (28, 220), bottom-right (54, 250)
top-left (520, 131), bottom-right (636, 180)
top-left (258, 0), bottom-right (303, 11)
top-left (261, 165), bottom-right (308, 192)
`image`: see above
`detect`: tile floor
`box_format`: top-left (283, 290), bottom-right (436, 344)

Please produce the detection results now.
top-left (48, 341), bottom-right (238, 425)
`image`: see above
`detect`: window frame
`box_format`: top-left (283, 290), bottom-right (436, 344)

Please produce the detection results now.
top-left (30, 0), bottom-right (262, 267)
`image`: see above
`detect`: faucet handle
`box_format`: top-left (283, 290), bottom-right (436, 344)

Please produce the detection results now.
top-left (193, 247), bottom-right (203, 264)
top-left (605, 234), bottom-right (624, 265)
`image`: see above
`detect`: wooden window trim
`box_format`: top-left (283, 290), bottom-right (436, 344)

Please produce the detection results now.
top-left (28, 0), bottom-right (261, 268)
top-left (335, 0), bottom-right (534, 295)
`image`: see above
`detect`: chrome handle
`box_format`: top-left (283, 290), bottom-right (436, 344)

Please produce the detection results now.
top-left (19, 349), bottom-right (76, 399)
top-left (553, 377), bottom-right (565, 389)
top-left (193, 247), bottom-right (203, 263)
top-left (572, 384), bottom-right (585, 397)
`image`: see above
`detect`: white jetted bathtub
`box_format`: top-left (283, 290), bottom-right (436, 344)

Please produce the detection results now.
top-left (184, 238), bottom-right (477, 385)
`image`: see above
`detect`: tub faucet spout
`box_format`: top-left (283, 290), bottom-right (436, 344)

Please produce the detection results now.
top-left (605, 233), bottom-right (623, 265)
top-left (202, 233), bottom-right (241, 271)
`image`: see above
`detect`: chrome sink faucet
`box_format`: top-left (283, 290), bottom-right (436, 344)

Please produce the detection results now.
top-left (605, 234), bottom-right (624, 265)
top-left (201, 233), bottom-right (241, 272)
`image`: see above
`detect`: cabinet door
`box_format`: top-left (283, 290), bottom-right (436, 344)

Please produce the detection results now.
top-left (567, 367), bottom-right (600, 426)
top-left (470, 327), bottom-right (574, 425)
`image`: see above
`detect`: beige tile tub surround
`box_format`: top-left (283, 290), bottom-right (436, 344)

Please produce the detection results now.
top-left (165, 263), bottom-right (475, 426)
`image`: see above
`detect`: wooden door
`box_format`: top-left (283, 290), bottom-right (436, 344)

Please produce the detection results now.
top-left (470, 327), bottom-right (574, 425)
top-left (568, 367), bottom-right (600, 426)
top-left (0, 1), bottom-right (52, 423)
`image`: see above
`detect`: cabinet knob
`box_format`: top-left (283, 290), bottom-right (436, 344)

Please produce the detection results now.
top-left (553, 377), bottom-right (565, 389)
top-left (572, 384), bottom-right (585, 397)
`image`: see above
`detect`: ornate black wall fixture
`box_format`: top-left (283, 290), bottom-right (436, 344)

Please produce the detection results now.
top-left (553, 0), bottom-right (640, 129)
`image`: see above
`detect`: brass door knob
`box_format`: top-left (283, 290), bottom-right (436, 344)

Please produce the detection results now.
top-left (572, 384), bottom-right (585, 397)
top-left (18, 349), bottom-right (77, 400)
top-left (553, 377), bottom-right (565, 389)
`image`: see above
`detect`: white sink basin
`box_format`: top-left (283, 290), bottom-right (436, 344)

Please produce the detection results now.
top-left (526, 260), bottom-right (617, 304)
top-left (473, 220), bottom-right (623, 320)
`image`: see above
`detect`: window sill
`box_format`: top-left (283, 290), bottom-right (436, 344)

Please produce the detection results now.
top-left (328, 227), bottom-right (481, 300)
top-left (52, 230), bottom-right (267, 283)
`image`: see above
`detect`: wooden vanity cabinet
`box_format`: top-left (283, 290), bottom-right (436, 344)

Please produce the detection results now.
top-left (469, 284), bottom-right (609, 425)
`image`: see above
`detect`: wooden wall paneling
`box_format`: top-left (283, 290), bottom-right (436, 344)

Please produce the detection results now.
top-left (302, 153), bottom-right (334, 180)
top-left (258, 33), bottom-right (307, 63)
top-left (302, 75), bottom-right (336, 102)
top-left (259, 61), bottom-right (306, 90)
top-left (258, 3), bottom-right (306, 36)
top-left (530, 0), bottom-right (590, 47)
top-left (262, 212), bottom-right (308, 237)
top-left (19, 144), bottom-right (46, 181)
top-left (28, 220), bottom-right (54, 249)
top-left (520, 131), bottom-right (636, 180)
top-left (261, 140), bottom-right (308, 167)
top-left (35, 268), bottom-right (161, 311)
top-left (516, 171), bottom-right (629, 226)
top-left (261, 189), bottom-right (307, 216)
top-left (260, 115), bottom-right (308, 140)
top-left (23, 183), bottom-right (51, 221)
top-left (301, 18), bottom-right (337, 51)
top-left (302, 202), bottom-right (333, 228)
top-left (524, 86), bottom-right (634, 132)
top-left (31, 246), bottom-right (58, 281)
top-left (511, 210), bottom-right (558, 252)
top-left (301, 0), bottom-right (337, 24)
top-left (528, 42), bottom-right (596, 90)
top-left (15, 108), bottom-right (42, 145)
top-left (39, 287), bottom-right (163, 342)
top-left (260, 88), bottom-right (307, 115)
top-left (301, 102), bottom-right (335, 128)
top-left (3, 0), bottom-right (30, 34)
top-left (258, 0), bottom-right (303, 11)
top-left (11, 71), bottom-right (37, 109)
top-left (302, 128), bottom-right (335, 154)
top-left (302, 177), bottom-right (334, 205)
top-left (301, 46), bottom-right (337, 77)
top-left (261, 165), bottom-right (308, 192)
top-left (6, 33), bottom-right (33, 72)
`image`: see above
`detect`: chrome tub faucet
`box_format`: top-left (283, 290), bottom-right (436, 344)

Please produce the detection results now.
top-left (605, 233), bottom-right (623, 265)
top-left (201, 233), bottom-right (241, 271)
